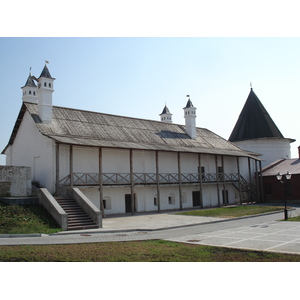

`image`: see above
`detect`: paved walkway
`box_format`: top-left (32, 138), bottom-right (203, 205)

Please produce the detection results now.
top-left (1, 205), bottom-right (300, 255)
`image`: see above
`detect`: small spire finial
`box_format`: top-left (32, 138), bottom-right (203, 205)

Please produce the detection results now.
top-left (29, 67), bottom-right (32, 75)
top-left (45, 60), bottom-right (49, 65)
top-left (250, 82), bottom-right (253, 89)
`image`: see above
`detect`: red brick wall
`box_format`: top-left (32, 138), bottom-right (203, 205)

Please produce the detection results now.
top-left (263, 175), bottom-right (300, 202)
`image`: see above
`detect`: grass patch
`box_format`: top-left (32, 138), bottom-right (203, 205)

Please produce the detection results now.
top-left (286, 216), bottom-right (300, 222)
top-left (0, 202), bottom-right (62, 234)
top-left (176, 205), bottom-right (285, 218)
top-left (1, 240), bottom-right (300, 262)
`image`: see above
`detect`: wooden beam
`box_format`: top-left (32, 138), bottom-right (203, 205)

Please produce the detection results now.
top-left (198, 153), bottom-right (203, 208)
top-left (130, 149), bottom-right (135, 215)
top-left (156, 150), bottom-right (161, 212)
top-left (259, 160), bottom-right (264, 203)
top-left (55, 143), bottom-right (59, 196)
top-left (237, 156), bottom-right (242, 205)
top-left (221, 155), bottom-right (227, 205)
top-left (70, 145), bottom-right (74, 188)
top-left (178, 152), bottom-right (183, 211)
top-left (215, 155), bottom-right (221, 207)
top-left (99, 147), bottom-right (106, 218)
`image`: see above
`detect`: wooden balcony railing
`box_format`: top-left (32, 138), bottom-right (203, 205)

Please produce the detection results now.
top-left (59, 172), bottom-right (240, 186)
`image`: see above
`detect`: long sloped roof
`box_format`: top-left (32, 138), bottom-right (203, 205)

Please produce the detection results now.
top-left (2, 102), bottom-right (259, 158)
top-left (262, 158), bottom-right (300, 176)
top-left (229, 89), bottom-right (285, 142)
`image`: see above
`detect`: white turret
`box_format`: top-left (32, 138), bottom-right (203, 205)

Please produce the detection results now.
top-left (159, 104), bottom-right (172, 123)
top-left (183, 96), bottom-right (197, 139)
top-left (37, 64), bottom-right (55, 124)
top-left (21, 72), bottom-right (38, 103)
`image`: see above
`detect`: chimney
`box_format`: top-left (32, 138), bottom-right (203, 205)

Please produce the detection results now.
top-left (37, 64), bottom-right (55, 123)
top-left (183, 96), bottom-right (197, 139)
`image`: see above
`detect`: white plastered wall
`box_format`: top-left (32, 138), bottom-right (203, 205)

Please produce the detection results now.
top-left (4, 111), bottom-right (56, 193)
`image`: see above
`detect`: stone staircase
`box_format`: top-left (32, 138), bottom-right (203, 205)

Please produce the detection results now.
top-left (55, 197), bottom-right (98, 230)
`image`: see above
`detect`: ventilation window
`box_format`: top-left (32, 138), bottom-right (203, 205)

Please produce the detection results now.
top-left (168, 193), bottom-right (175, 205)
top-left (103, 197), bottom-right (111, 210)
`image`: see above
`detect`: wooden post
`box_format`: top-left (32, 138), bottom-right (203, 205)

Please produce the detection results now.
top-left (156, 151), bottom-right (161, 213)
top-left (247, 157), bottom-right (252, 203)
top-left (130, 149), bottom-right (135, 215)
top-left (221, 155), bottom-right (227, 205)
top-left (99, 147), bottom-right (106, 218)
top-left (198, 153), bottom-right (203, 208)
top-left (237, 156), bottom-right (242, 205)
top-left (215, 155), bottom-right (221, 207)
top-left (255, 160), bottom-right (260, 203)
top-left (70, 145), bottom-right (74, 188)
top-left (55, 143), bottom-right (60, 196)
top-left (259, 160), bottom-right (264, 203)
top-left (178, 152), bottom-right (183, 211)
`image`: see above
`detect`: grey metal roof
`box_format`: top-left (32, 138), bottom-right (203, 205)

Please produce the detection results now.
top-left (262, 159), bottom-right (300, 176)
top-left (39, 65), bottom-right (54, 79)
top-left (184, 99), bottom-right (194, 108)
top-left (22, 74), bottom-right (37, 88)
top-left (16, 102), bottom-right (258, 158)
top-left (160, 105), bottom-right (171, 115)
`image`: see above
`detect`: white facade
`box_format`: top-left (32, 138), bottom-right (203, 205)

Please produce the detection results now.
top-left (234, 138), bottom-right (292, 168)
top-left (5, 110), bottom-right (56, 192)
top-left (2, 65), bottom-right (262, 216)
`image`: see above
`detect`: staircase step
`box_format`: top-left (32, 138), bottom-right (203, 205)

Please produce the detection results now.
top-left (55, 196), bottom-right (97, 230)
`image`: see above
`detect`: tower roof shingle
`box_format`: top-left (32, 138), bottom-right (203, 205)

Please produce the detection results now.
top-left (229, 89), bottom-right (284, 142)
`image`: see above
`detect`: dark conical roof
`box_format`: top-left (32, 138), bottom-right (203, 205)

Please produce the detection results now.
top-left (22, 74), bottom-right (37, 88)
top-left (160, 105), bottom-right (171, 115)
top-left (39, 65), bottom-right (53, 79)
top-left (229, 89), bottom-right (284, 142)
top-left (184, 99), bottom-right (194, 108)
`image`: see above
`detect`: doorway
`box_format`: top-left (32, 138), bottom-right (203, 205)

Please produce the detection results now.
top-left (125, 194), bottom-right (136, 213)
top-left (192, 191), bottom-right (201, 207)
top-left (222, 190), bottom-right (229, 205)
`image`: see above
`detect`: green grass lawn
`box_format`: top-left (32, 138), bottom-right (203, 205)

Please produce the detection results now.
top-left (176, 205), bottom-right (286, 218)
top-left (0, 202), bottom-right (62, 234)
top-left (1, 240), bottom-right (300, 262)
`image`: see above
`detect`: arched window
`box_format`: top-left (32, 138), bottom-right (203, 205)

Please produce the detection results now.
top-left (33, 91), bottom-right (36, 95)
top-left (29, 90), bottom-right (32, 94)
top-left (44, 82), bottom-right (47, 87)
top-left (49, 83), bottom-right (51, 88)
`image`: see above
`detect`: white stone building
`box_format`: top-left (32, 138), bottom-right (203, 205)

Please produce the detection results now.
top-left (2, 65), bottom-right (262, 217)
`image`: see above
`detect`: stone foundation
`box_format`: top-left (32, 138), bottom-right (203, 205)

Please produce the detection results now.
top-left (0, 166), bottom-right (32, 197)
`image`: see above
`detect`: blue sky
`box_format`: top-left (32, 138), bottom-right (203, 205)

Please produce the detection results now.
top-left (1, 37), bottom-right (300, 165)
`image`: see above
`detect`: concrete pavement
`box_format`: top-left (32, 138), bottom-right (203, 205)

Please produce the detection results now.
top-left (1, 205), bottom-right (300, 255)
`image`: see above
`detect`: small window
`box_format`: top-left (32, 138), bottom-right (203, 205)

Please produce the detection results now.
top-left (154, 197), bottom-right (157, 206)
top-left (49, 83), bottom-right (51, 88)
top-left (103, 197), bottom-right (111, 210)
top-left (44, 82), bottom-right (47, 87)
top-left (29, 90), bottom-right (32, 94)
top-left (168, 193), bottom-right (175, 205)
top-left (33, 91), bottom-right (36, 95)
